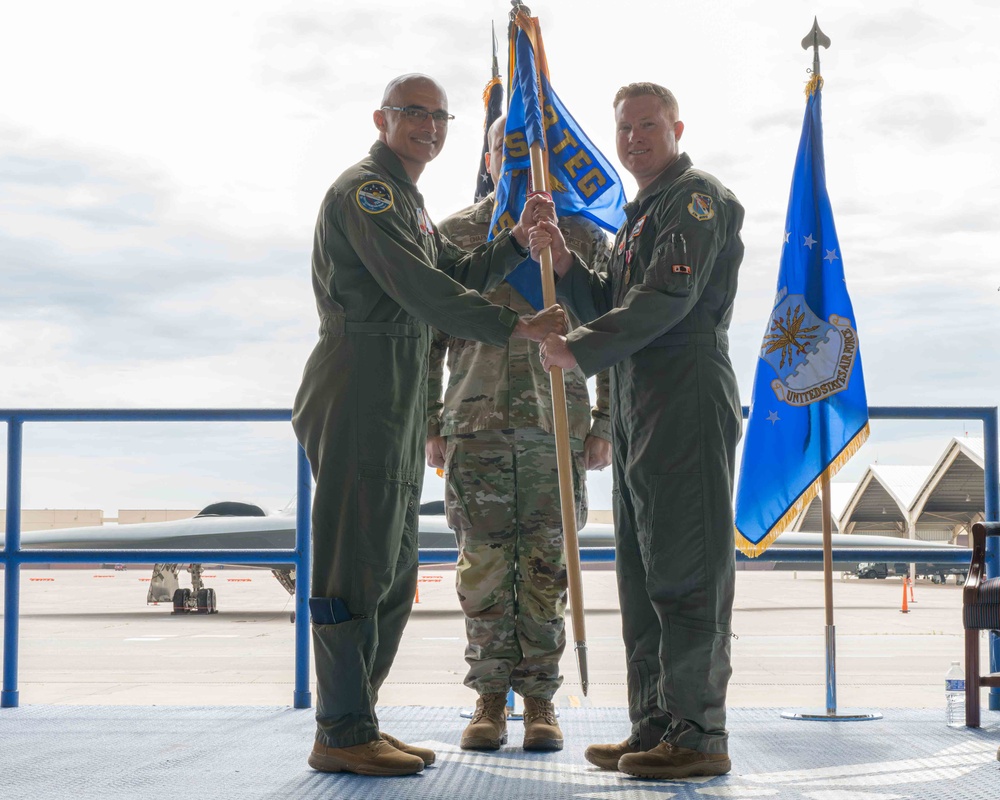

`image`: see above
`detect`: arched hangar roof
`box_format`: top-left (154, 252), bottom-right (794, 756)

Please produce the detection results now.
top-left (909, 437), bottom-right (985, 528)
top-left (837, 465), bottom-right (930, 535)
top-left (792, 482), bottom-right (854, 532)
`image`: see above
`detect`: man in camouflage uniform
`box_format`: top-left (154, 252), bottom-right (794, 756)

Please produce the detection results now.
top-left (292, 74), bottom-right (566, 777)
top-left (426, 115), bottom-right (612, 752)
top-left (538, 83), bottom-right (744, 779)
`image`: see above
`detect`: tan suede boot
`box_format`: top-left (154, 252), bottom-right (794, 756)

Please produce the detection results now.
top-left (522, 696), bottom-right (563, 751)
top-left (380, 731), bottom-right (436, 766)
top-left (617, 742), bottom-right (731, 779)
top-left (584, 739), bottom-right (640, 770)
top-left (307, 737), bottom-right (424, 776)
top-left (461, 692), bottom-right (509, 750)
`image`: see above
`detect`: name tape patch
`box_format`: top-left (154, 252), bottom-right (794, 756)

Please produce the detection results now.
top-left (356, 181), bottom-right (393, 214)
top-left (630, 215), bottom-right (648, 239)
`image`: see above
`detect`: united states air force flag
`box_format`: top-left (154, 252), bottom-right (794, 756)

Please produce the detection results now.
top-left (488, 10), bottom-right (626, 310)
top-left (735, 76), bottom-right (870, 557)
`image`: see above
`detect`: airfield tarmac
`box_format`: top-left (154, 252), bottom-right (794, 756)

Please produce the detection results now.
top-left (2, 565), bottom-right (986, 712)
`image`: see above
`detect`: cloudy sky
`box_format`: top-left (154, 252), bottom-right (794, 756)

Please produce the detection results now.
top-left (2, 0), bottom-right (997, 514)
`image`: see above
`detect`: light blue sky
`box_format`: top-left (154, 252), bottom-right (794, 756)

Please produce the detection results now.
top-left (2, 0), bottom-right (997, 513)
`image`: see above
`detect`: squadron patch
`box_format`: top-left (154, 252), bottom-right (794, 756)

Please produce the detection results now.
top-left (687, 192), bottom-right (715, 222)
top-left (356, 181), bottom-right (393, 214)
top-left (672, 264), bottom-right (692, 275)
top-left (617, 237), bottom-right (627, 255)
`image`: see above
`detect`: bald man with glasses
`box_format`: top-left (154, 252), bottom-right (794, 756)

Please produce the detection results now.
top-left (292, 73), bottom-right (566, 777)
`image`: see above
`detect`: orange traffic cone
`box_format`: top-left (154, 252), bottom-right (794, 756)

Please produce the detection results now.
top-left (900, 577), bottom-right (909, 613)
top-left (908, 576), bottom-right (917, 604)
top-left (414, 581), bottom-right (420, 604)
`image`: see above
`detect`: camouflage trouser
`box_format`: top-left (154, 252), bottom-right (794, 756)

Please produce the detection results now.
top-left (444, 427), bottom-right (587, 699)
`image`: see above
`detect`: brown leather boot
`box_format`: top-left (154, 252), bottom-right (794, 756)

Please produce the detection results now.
top-left (461, 692), bottom-right (508, 750)
top-left (522, 696), bottom-right (563, 751)
top-left (618, 742), bottom-right (731, 779)
top-left (308, 737), bottom-right (424, 776)
top-left (380, 731), bottom-right (436, 766)
top-left (584, 739), bottom-right (640, 770)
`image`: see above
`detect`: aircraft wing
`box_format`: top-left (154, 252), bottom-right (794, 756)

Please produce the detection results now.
top-left (13, 513), bottom-right (959, 555)
top-left (6, 511), bottom-right (298, 552)
top-left (777, 531), bottom-right (963, 549)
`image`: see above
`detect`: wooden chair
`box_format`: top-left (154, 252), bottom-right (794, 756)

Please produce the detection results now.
top-left (964, 521), bottom-right (1000, 726)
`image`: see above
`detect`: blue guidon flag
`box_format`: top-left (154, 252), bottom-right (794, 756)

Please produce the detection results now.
top-left (735, 75), bottom-right (870, 557)
top-left (488, 8), bottom-right (626, 310)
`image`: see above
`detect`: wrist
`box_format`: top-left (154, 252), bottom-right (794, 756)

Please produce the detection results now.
top-left (510, 224), bottom-right (529, 255)
top-left (554, 250), bottom-right (573, 277)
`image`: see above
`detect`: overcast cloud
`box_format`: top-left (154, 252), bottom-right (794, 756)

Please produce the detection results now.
top-left (1, 0), bottom-right (997, 514)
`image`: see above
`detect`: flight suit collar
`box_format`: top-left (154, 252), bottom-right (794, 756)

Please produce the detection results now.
top-left (624, 152), bottom-right (693, 217)
top-left (369, 141), bottom-right (416, 187)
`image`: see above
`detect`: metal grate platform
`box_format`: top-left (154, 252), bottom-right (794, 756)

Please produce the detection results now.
top-left (0, 706), bottom-right (997, 799)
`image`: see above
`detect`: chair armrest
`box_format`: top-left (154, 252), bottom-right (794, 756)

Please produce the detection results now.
top-left (964, 521), bottom-right (1000, 603)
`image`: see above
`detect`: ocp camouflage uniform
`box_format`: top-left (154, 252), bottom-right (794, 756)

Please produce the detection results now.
top-left (293, 142), bottom-right (530, 749)
top-left (429, 193), bottom-right (611, 699)
top-left (556, 152), bottom-right (744, 754)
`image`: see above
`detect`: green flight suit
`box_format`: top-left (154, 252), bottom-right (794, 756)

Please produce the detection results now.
top-left (557, 152), bottom-right (744, 755)
top-left (292, 141), bottom-right (528, 749)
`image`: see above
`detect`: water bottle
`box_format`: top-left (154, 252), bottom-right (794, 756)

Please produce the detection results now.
top-left (945, 661), bottom-right (965, 727)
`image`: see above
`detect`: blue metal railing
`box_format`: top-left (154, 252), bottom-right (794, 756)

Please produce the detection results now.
top-left (2, 406), bottom-right (998, 711)
top-left (1, 409), bottom-right (311, 710)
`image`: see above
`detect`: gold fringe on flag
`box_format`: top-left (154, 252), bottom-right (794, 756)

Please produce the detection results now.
top-left (805, 73), bottom-right (824, 97)
top-left (482, 76), bottom-right (502, 111)
top-left (735, 421), bottom-right (870, 558)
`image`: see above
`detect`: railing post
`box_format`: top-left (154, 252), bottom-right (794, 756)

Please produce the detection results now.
top-left (2, 418), bottom-right (23, 708)
top-left (983, 407), bottom-right (999, 710)
top-left (293, 444), bottom-right (312, 709)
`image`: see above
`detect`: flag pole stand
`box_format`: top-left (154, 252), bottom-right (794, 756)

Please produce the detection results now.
top-left (781, 472), bottom-right (882, 722)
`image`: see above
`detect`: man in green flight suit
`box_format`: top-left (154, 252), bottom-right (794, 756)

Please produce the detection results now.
top-left (536, 82), bottom-right (745, 780)
top-left (292, 73), bottom-right (566, 778)
top-left (426, 114), bottom-right (613, 752)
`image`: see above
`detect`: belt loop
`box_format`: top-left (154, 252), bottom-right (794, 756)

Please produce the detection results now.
top-left (319, 315), bottom-right (346, 336)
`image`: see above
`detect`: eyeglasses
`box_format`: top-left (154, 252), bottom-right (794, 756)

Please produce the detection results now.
top-left (380, 105), bottom-right (455, 124)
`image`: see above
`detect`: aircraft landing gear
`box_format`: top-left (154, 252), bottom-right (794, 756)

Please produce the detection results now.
top-left (172, 588), bottom-right (192, 614)
top-left (196, 587), bottom-right (218, 614)
top-left (271, 568), bottom-right (297, 624)
top-left (170, 564), bottom-right (219, 614)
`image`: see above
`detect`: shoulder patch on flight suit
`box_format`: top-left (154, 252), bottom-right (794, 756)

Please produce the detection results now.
top-left (687, 192), bottom-right (715, 222)
top-left (356, 181), bottom-right (394, 214)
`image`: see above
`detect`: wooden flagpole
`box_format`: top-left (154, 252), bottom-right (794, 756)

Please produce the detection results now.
top-left (511, 0), bottom-right (588, 695)
top-left (529, 142), bottom-right (589, 696)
